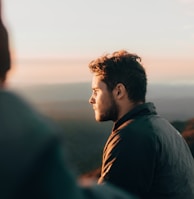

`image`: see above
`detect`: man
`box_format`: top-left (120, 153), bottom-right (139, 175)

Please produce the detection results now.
top-left (88, 50), bottom-right (194, 199)
top-left (0, 2), bottom-right (136, 198)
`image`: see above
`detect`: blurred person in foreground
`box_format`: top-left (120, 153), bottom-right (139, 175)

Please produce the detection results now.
top-left (88, 49), bottom-right (194, 199)
top-left (0, 1), bottom-right (137, 199)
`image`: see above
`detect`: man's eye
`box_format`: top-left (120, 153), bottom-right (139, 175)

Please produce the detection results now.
top-left (93, 90), bottom-right (97, 96)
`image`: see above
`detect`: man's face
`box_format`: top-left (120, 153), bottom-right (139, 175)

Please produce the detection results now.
top-left (89, 74), bottom-right (119, 122)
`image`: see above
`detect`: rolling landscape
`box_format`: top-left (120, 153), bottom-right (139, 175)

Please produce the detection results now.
top-left (10, 82), bottom-right (194, 122)
top-left (9, 82), bottom-right (194, 176)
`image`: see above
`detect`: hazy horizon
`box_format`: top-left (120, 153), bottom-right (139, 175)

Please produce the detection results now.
top-left (7, 57), bottom-right (194, 87)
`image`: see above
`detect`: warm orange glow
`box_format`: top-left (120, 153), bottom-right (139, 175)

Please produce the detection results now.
top-left (143, 56), bottom-right (194, 84)
top-left (7, 58), bottom-right (91, 86)
top-left (6, 55), bottom-right (194, 87)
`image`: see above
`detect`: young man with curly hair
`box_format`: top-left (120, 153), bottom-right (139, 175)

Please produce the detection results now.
top-left (89, 50), bottom-right (194, 199)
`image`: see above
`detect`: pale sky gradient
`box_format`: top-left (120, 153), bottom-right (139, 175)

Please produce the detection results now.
top-left (2, 0), bottom-right (194, 86)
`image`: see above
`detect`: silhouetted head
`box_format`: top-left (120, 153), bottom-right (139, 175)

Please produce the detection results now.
top-left (0, 0), bottom-right (11, 86)
top-left (88, 50), bottom-right (147, 103)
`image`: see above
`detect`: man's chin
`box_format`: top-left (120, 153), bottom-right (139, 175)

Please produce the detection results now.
top-left (95, 116), bottom-right (103, 122)
top-left (95, 116), bottom-right (109, 122)
top-left (95, 118), bottom-right (102, 122)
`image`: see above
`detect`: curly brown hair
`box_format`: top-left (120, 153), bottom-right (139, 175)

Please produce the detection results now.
top-left (89, 50), bottom-right (147, 102)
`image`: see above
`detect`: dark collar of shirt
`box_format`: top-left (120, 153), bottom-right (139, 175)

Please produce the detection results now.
top-left (113, 102), bottom-right (157, 132)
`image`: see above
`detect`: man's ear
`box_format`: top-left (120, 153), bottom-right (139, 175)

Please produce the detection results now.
top-left (113, 83), bottom-right (126, 99)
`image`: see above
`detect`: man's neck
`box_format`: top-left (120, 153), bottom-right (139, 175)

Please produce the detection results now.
top-left (117, 101), bottom-right (144, 123)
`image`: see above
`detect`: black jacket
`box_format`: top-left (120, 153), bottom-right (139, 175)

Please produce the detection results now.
top-left (98, 102), bottom-right (194, 199)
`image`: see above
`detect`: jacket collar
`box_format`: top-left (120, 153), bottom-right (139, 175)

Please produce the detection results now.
top-left (113, 102), bottom-right (157, 131)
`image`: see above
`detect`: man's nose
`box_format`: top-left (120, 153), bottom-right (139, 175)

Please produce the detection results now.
top-left (89, 96), bottom-right (95, 104)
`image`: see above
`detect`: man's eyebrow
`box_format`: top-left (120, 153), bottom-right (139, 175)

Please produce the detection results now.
top-left (92, 87), bottom-right (98, 90)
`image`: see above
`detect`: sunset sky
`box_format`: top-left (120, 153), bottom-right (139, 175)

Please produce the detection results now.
top-left (2, 0), bottom-right (194, 86)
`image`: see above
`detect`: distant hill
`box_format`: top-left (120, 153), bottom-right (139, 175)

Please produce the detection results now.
top-left (9, 82), bottom-right (91, 102)
top-left (9, 82), bottom-right (194, 121)
top-left (10, 82), bottom-right (194, 101)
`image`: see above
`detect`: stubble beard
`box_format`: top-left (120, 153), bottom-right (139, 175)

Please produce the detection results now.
top-left (98, 98), bottom-right (119, 122)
